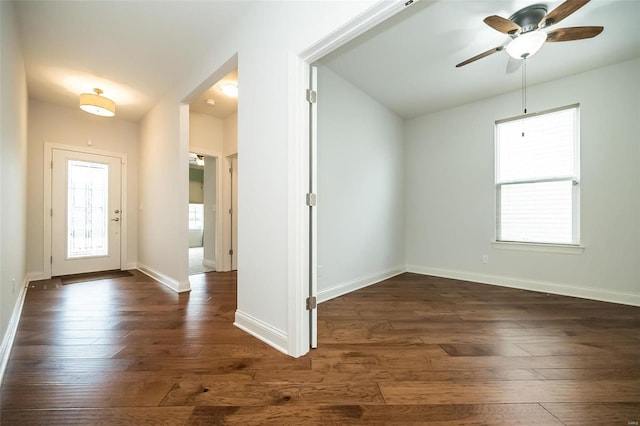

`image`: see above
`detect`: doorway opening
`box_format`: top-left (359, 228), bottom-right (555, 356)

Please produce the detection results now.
top-left (185, 60), bottom-right (238, 276)
top-left (188, 153), bottom-right (217, 275)
top-left (292, 1), bottom-right (416, 354)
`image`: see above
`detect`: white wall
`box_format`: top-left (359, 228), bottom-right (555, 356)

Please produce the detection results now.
top-left (26, 99), bottom-right (139, 275)
top-left (189, 112), bottom-right (223, 154)
top-left (137, 0), bottom-right (379, 352)
top-left (203, 157), bottom-right (216, 267)
top-left (223, 111), bottom-right (237, 157)
top-left (138, 100), bottom-right (190, 291)
top-left (405, 58), bottom-right (640, 305)
top-left (0, 0), bottom-right (29, 378)
top-left (317, 65), bottom-right (405, 301)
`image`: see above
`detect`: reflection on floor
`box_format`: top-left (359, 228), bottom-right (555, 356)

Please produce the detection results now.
top-left (189, 246), bottom-right (215, 275)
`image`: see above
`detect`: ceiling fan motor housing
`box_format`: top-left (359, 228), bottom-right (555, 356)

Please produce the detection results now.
top-left (509, 4), bottom-right (548, 35)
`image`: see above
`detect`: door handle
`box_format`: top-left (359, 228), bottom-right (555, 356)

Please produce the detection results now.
top-left (111, 218), bottom-right (120, 222)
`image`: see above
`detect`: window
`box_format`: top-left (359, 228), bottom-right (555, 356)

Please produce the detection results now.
top-left (188, 203), bottom-right (204, 230)
top-left (67, 160), bottom-right (109, 258)
top-left (495, 105), bottom-right (579, 245)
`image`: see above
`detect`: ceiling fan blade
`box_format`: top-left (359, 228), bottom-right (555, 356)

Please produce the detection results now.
top-left (539, 0), bottom-right (590, 28)
top-left (546, 26), bottom-right (603, 42)
top-left (484, 15), bottom-right (521, 34)
top-left (455, 46), bottom-right (504, 68)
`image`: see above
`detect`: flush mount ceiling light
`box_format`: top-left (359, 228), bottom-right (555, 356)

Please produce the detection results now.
top-left (206, 98), bottom-right (216, 107)
top-left (79, 88), bottom-right (115, 117)
top-left (220, 83), bottom-right (238, 98)
top-left (506, 31), bottom-right (547, 59)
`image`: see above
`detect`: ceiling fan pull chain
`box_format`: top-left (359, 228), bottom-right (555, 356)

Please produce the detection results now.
top-left (522, 58), bottom-right (527, 115)
top-left (522, 58), bottom-right (527, 137)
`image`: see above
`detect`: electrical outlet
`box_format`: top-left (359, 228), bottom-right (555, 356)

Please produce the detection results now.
top-left (12, 278), bottom-right (16, 293)
top-left (482, 255), bottom-right (489, 264)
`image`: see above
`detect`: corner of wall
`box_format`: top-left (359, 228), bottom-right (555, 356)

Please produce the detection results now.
top-left (137, 263), bottom-right (191, 293)
top-left (0, 279), bottom-right (28, 384)
top-left (234, 310), bottom-right (289, 355)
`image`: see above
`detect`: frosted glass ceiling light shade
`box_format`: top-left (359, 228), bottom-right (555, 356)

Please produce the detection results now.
top-left (506, 31), bottom-right (547, 60)
top-left (220, 83), bottom-right (238, 98)
top-left (79, 88), bottom-right (115, 117)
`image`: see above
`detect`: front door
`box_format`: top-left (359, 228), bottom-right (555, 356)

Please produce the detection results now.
top-left (51, 149), bottom-right (122, 276)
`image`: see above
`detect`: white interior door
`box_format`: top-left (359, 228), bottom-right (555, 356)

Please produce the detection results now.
top-left (230, 156), bottom-right (238, 271)
top-left (51, 149), bottom-right (122, 276)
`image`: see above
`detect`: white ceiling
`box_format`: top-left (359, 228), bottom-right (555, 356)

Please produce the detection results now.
top-left (189, 69), bottom-right (238, 119)
top-left (320, 0), bottom-right (640, 119)
top-left (14, 1), bottom-right (253, 122)
top-left (13, 1), bottom-right (640, 123)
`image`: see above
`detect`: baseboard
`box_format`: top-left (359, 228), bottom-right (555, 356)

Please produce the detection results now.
top-left (125, 262), bottom-right (138, 270)
top-left (406, 265), bottom-right (640, 307)
top-left (202, 259), bottom-right (216, 269)
top-left (137, 263), bottom-right (191, 293)
top-left (317, 266), bottom-right (406, 304)
top-left (0, 277), bottom-right (28, 384)
top-left (234, 310), bottom-right (288, 355)
top-left (25, 271), bottom-right (46, 282)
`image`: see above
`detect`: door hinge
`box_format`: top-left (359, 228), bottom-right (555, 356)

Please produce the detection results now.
top-left (306, 89), bottom-right (317, 104)
top-left (229, 208), bottom-right (232, 215)
top-left (50, 161), bottom-right (53, 169)
top-left (306, 296), bottom-right (317, 310)
top-left (50, 256), bottom-right (53, 264)
top-left (229, 167), bottom-right (233, 174)
top-left (306, 193), bottom-right (317, 207)
top-left (229, 249), bottom-right (234, 255)
top-left (50, 209), bottom-right (53, 217)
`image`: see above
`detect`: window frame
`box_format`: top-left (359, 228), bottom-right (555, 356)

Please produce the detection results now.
top-left (494, 104), bottom-right (581, 247)
top-left (188, 203), bottom-right (204, 230)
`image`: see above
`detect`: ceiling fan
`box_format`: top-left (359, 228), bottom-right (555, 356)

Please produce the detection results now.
top-left (456, 0), bottom-right (604, 68)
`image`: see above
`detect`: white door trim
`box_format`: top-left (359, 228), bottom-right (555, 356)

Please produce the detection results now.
top-left (287, 0), bottom-right (410, 357)
top-left (43, 142), bottom-right (128, 279)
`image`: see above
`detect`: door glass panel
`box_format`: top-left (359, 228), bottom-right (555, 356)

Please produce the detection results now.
top-left (67, 160), bottom-right (109, 258)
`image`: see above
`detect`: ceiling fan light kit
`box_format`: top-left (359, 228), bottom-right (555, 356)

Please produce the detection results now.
top-left (79, 88), bottom-right (115, 117)
top-left (506, 31), bottom-right (547, 59)
top-left (455, 0), bottom-right (602, 68)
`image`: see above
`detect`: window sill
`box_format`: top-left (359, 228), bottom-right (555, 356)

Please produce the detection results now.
top-left (492, 241), bottom-right (585, 255)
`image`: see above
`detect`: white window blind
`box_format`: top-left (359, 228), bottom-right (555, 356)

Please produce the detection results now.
top-left (495, 105), bottom-right (579, 245)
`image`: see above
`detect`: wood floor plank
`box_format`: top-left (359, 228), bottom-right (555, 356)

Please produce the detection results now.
top-left (0, 381), bottom-right (175, 409)
top-left (1, 371), bottom-right (256, 385)
top-left (535, 367), bottom-right (640, 380)
top-left (428, 354), bottom-right (638, 370)
top-left (379, 379), bottom-right (640, 404)
top-left (9, 344), bottom-right (125, 359)
top-left (185, 404), bottom-right (563, 425)
top-left (439, 343), bottom-right (532, 357)
top-left (257, 367), bottom-right (545, 382)
top-left (0, 407), bottom-right (193, 426)
top-left (541, 402), bottom-right (640, 426)
top-left (159, 382), bottom-right (385, 406)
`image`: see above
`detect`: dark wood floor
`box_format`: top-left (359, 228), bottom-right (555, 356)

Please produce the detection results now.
top-left (1, 271), bottom-right (638, 425)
